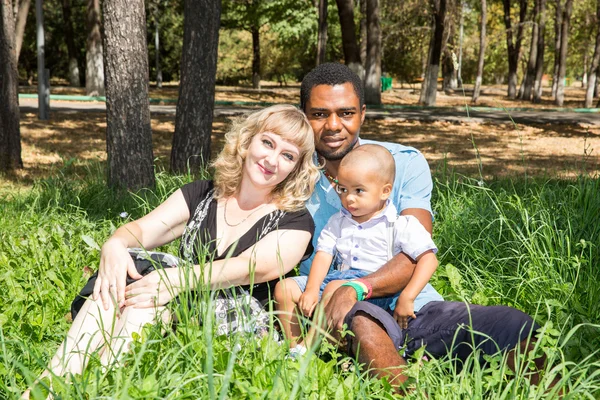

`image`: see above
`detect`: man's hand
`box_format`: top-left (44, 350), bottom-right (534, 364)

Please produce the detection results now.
top-left (393, 293), bottom-right (416, 329)
top-left (323, 285), bottom-right (358, 340)
top-left (298, 290), bottom-right (319, 317)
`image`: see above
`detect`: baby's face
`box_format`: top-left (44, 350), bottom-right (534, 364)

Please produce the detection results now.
top-left (336, 166), bottom-right (390, 224)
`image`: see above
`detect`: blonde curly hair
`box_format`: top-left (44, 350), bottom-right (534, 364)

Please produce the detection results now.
top-left (212, 104), bottom-right (320, 212)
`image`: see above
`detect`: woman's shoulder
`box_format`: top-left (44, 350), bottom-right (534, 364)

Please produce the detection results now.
top-left (276, 207), bottom-right (315, 233)
top-left (180, 180), bottom-right (215, 209)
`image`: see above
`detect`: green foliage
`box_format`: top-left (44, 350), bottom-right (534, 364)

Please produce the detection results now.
top-left (1, 162), bottom-right (599, 398)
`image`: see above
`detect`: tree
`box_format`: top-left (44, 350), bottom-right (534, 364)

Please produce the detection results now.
top-left (521, 0), bottom-right (541, 100)
top-left (551, 0), bottom-right (562, 98)
top-left (502, 0), bottom-right (527, 99)
top-left (441, 9), bottom-right (457, 92)
top-left (14, 0), bottom-right (30, 61)
top-left (62, 0), bottom-right (81, 87)
top-left (555, 0), bottom-right (573, 106)
top-left (419, 0), bottom-right (447, 106)
top-left (335, 0), bottom-right (363, 77)
top-left (472, 0), bottom-right (487, 103)
top-left (171, 0), bottom-right (221, 174)
top-left (316, 0), bottom-right (327, 65)
top-left (532, 0), bottom-right (547, 103)
top-left (222, 0), bottom-right (268, 89)
top-left (86, 0), bottom-right (104, 96)
top-left (0, 0), bottom-right (23, 172)
top-left (584, 0), bottom-right (600, 108)
top-left (364, 0), bottom-right (381, 104)
top-left (103, 0), bottom-right (154, 190)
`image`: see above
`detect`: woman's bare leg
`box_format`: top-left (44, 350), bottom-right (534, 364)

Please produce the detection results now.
top-left (99, 305), bottom-right (170, 366)
top-left (22, 298), bottom-right (119, 398)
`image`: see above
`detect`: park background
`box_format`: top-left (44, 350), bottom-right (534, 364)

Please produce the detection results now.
top-left (1, 0), bottom-right (600, 398)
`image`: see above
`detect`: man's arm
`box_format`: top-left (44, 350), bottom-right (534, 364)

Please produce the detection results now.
top-left (324, 207), bottom-right (433, 334)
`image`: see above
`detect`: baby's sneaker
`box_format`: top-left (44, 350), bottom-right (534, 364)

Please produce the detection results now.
top-left (287, 344), bottom-right (307, 360)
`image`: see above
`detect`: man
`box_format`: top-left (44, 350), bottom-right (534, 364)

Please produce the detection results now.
top-left (299, 63), bottom-right (545, 389)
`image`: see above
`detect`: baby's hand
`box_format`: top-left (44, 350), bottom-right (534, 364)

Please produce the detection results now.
top-left (393, 294), bottom-right (416, 329)
top-left (298, 291), bottom-right (319, 317)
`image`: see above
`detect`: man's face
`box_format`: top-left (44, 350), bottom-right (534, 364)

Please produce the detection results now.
top-left (304, 83), bottom-right (366, 161)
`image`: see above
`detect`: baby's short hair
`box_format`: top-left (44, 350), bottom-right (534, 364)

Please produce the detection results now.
top-left (340, 144), bottom-right (396, 185)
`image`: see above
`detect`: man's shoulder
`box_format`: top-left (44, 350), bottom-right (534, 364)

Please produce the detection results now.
top-left (359, 138), bottom-right (423, 157)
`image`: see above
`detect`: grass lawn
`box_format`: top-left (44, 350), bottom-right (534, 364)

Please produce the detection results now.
top-left (1, 161), bottom-right (599, 398)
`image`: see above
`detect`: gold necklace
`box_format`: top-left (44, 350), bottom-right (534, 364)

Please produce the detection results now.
top-left (223, 197), bottom-right (268, 227)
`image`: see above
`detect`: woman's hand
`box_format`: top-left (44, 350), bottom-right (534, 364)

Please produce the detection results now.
top-left (124, 268), bottom-right (182, 308)
top-left (93, 240), bottom-right (143, 310)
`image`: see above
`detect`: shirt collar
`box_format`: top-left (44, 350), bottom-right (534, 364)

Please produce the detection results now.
top-left (340, 200), bottom-right (398, 224)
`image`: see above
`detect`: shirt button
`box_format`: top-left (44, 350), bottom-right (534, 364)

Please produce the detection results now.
top-left (355, 244), bottom-right (359, 248)
top-left (358, 226), bottom-right (363, 230)
top-left (353, 256), bottom-right (358, 261)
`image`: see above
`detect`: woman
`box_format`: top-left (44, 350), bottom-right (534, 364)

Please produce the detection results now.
top-left (27, 104), bottom-right (320, 394)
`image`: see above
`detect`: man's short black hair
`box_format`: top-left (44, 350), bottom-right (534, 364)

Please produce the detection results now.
top-left (300, 63), bottom-right (364, 111)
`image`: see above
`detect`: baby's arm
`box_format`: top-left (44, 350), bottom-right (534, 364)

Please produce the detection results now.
top-left (394, 250), bottom-right (438, 328)
top-left (299, 251), bottom-right (333, 317)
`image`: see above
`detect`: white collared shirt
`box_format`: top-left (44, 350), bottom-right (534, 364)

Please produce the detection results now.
top-left (316, 201), bottom-right (437, 272)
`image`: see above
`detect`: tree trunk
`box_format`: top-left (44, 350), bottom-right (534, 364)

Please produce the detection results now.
top-left (171, 0), bottom-right (220, 174)
top-left (359, 0), bottom-right (366, 70)
top-left (521, 0), bottom-right (540, 100)
top-left (14, 0), bottom-right (29, 61)
top-left (364, 0), bottom-right (381, 105)
top-left (251, 24), bottom-right (260, 89)
top-left (155, 19), bottom-right (162, 88)
top-left (552, 0), bottom-right (562, 98)
top-left (472, 0), bottom-right (486, 103)
top-left (555, 0), bottom-right (573, 107)
top-left (532, 0), bottom-right (547, 103)
top-left (502, 0), bottom-right (527, 99)
top-left (316, 0), bottom-right (327, 65)
top-left (103, 0), bottom-right (154, 190)
top-left (419, 0), bottom-right (446, 106)
top-left (442, 21), bottom-right (457, 92)
top-left (0, 0), bottom-right (23, 171)
top-left (62, 0), bottom-right (81, 87)
top-left (86, 0), bottom-right (104, 96)
top-left (335, 0), bottom-right (363, 78)
top-left (584, 0), bottom-right (600, 108)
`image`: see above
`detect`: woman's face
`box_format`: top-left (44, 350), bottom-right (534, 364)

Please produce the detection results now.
top-left (243, 131), bottom-right (301, 191)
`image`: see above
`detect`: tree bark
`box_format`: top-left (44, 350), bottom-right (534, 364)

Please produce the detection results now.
top-left (521, 0), bottom-right (540, 100)
top-left (472, 0), bottom-right (486, 103)
top-left (62, 0), bottom-right (81, 87)
top-left (532, 0), bottom-right (546, 103)
top-left (442, 20), bottom-right (457, 92)
top-left (0, 0), bottom-right (23, 171)
top-left (103, 0), bottom-right (154, 190)
top-left (86, 0), bottom-right (104, 96)
top-left (359, 0), bottom-right (366, 69)
top-left (335, 0), bottom-right (363, 77)
top-left (364, 0), bottom-right (381, 105)
top-left (584, 0), bottom-right (600, 108)
top-left (316, 0), bottom-right (327, 65)
top-left (502, 0), bottom-right (527, 99)
top-left (171, 0), bottom-right (221, 174)
top-left (419, 0), bottom-right (446, 106)
top-left (251, 24), bottom-right (260, 89)
top-left (555, 0), bottom-right (573, 107)
top-left (551, 0), bottom-right (562, 98)
top-left (14, 0), bottom-right (29, 61)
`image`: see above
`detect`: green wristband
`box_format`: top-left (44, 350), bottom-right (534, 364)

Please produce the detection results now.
top-left (341, 281), bottom-right (366, 301)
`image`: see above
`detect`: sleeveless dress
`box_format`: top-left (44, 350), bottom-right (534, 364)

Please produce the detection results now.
top-left (71, 180), bottom-right (315, 318)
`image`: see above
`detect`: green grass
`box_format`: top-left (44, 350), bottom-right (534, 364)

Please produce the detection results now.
top-left (1, 163), bottom-right (599, 399)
